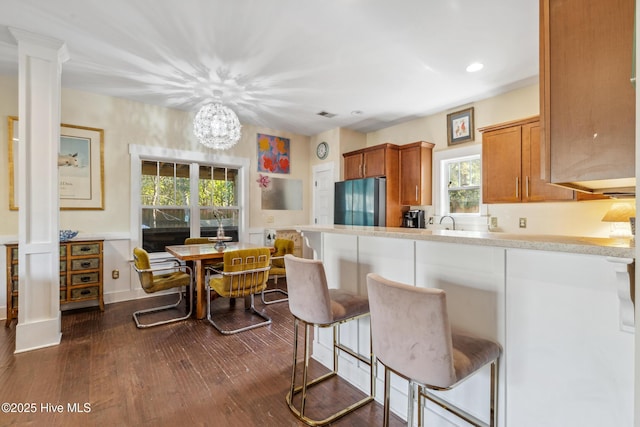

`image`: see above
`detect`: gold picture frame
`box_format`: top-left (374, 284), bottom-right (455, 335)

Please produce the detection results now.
top-left (8, 116), bottom-right (105, 210)
top-left (446, 107), bottom-right (475, 146)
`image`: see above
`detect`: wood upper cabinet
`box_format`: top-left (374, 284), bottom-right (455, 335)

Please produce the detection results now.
top-left (343, 153), bottom-right (364, 180)
top-left (343, 144), bottom-right (399, 180)
top-left (523, 122), bottom-right (575, 202)
top-left (481, 117), bottom-right (574, 203)
top-left (399, 141), bottom-right (435, 205)
top-left (342, 143), bottom-right (403, 226)
top-left (540, 0), bottom-right (635, 192)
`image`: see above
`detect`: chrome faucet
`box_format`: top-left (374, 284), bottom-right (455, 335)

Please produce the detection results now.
top-left (439, 215), bottom-right (456, 230)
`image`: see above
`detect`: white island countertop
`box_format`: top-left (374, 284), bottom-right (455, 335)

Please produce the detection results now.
top-left (296, 224), bottom-right (635, 259)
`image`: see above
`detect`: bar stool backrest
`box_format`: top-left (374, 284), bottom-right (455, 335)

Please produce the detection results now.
top-left (367, 273), bottom-right (457, 388)
top-left (284, 254), bottom-right (333, 324)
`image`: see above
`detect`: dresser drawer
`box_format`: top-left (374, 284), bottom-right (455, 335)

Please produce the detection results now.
top-left (60, 245), bottom-right (67, 258)
top-left (59, 274), bottom-right (67, 287)
top-left (70, 286), bottom-right (99, 301)
top-left (71, 258), bottom-right (100, 271)
top-left (60, 289), bottom-right (67, 302)
top-left (70, 243), bottom-right (101, 256)
top-left (70, 272), bottom-right (99, 286)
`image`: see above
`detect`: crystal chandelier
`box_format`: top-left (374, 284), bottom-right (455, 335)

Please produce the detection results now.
top-left (193, 102), bottom-right (242, 150)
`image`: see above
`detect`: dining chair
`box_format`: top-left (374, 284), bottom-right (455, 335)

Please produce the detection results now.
top-left (205, 247), bottom-right (272, 334)
top-left (261, 238), bottom-right (294, 305)
top-left (184, 237), bottom-right (212, 245)
top-left (131, 247), bottom-right (193, 328)
top-left (284, 254), bottom-right (374, 426)
top-left (366, 273), bottom-right (502, 427)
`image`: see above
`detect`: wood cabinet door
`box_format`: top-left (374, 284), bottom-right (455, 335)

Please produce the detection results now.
top-left (541, 0), bottom-right (635, 185)
top-left (343, 153), bottom-right (363, 180)
top-left (400, 145), bottom-right (421, 205)
top-left (522, 122), bottom-right (574, 202)
top-left (363, 147), bottom-right (386, 177)
top-left (482, 126), bottom-right (522, 203)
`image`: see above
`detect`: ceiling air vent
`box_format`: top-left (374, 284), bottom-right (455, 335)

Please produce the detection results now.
top-left (317, 111), bottom-right (336, 118)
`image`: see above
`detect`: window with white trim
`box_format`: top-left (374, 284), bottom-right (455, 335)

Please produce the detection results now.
top-left (443, 155), bottom-right (481, 214)
top-left (139, 160), bottom-right (241, 253)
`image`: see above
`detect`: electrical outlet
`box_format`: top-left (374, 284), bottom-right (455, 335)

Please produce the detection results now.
top-left (519, 217), bottom-right (527, 228)
top-left (490, 217), bottom-right (498, 228)
top-left (112, 269), bottom-right (120, 279)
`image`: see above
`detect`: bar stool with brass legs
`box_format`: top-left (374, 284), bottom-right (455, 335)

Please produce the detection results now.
top-left (366, 273), bottom-right (502, 427)
top-left (284, 255), bottom-right (375, 426)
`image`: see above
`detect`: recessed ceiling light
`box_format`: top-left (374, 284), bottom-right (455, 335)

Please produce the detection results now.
top-left (466, 62), bottom-right (484, 73)
top-left (351, 110), bottom-right (363, 116)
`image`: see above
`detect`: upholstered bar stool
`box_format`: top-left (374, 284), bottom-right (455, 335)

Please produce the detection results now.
top-left (366, 273), bottom-right (502, 427)
top-left (284, 255), bottom-right (374, 426)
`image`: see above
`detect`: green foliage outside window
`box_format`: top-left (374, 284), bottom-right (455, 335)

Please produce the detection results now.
top-left (447, 157), bottom-right (480, 214)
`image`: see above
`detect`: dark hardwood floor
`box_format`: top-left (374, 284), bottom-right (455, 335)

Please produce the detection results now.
top-left (0, 282), bottom-right (405, 427)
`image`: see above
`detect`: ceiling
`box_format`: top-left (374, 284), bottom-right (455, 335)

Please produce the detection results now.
top-left (0, 0), bottom-right (539, 136)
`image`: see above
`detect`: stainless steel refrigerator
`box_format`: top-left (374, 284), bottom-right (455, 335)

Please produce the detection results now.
top-left (334, 177), bottom-right (386, 226)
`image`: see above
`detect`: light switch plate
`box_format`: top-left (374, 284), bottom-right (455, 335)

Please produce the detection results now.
top-left (519, 218), bottom-right (527, 228)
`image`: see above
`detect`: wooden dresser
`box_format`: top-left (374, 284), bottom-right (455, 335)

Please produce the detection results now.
top-left (5, 239), bottom-right (104, 326)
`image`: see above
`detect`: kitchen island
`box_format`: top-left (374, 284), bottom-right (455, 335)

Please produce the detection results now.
top-left (296, 225), bottom-right (634, 427)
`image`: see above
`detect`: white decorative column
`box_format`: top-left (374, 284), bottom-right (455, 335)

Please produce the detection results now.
top-left (10, 28), bottom-right (69, 353)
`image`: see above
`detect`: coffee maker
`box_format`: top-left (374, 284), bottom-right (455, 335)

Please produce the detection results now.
top-left (403, 209), bottom-right (425, 228)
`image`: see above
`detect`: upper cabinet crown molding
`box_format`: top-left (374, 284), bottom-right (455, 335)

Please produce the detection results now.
top-left (539, 0), bottom-right (635, 195)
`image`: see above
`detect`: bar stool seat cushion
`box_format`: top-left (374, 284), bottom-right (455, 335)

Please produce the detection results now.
top-left (451, 330), bottom-right (502, 388)
top-left (328, 289), bottom-right (369, 323)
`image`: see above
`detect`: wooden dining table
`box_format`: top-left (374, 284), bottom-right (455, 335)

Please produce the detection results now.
top-left (165, 241), bottom-right (273, 319)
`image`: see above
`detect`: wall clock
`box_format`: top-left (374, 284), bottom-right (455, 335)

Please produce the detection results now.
top-left (316, 141), bottom-right (329, 160)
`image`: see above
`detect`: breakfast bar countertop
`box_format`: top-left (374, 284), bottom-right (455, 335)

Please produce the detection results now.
top-left (295, 224), bottom-right (635, 259)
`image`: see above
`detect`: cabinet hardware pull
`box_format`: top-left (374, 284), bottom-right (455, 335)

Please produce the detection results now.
top-left (81, 262), bottom-right (91, 268)
top-left (81, 276), bottom-right (91, 282)
top-left (80, 247), bottom-right (91, 252)
top-left (363, 163), bottom-right (366, 176)
top-left (515, 177), bottom-right (519, 198)
top-left (415, 185), bottom-right (418, 201)
top-left (80, 289), bottom-right (91, 295)
top-left (526, 176), bottom-right (530, 198)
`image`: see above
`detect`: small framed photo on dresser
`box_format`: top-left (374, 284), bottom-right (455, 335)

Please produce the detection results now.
top-left (447, 107), bottom-right (474, 146)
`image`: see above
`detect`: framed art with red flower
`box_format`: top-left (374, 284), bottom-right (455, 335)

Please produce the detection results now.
top-left (257, 133), bottom-right (290, 174)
